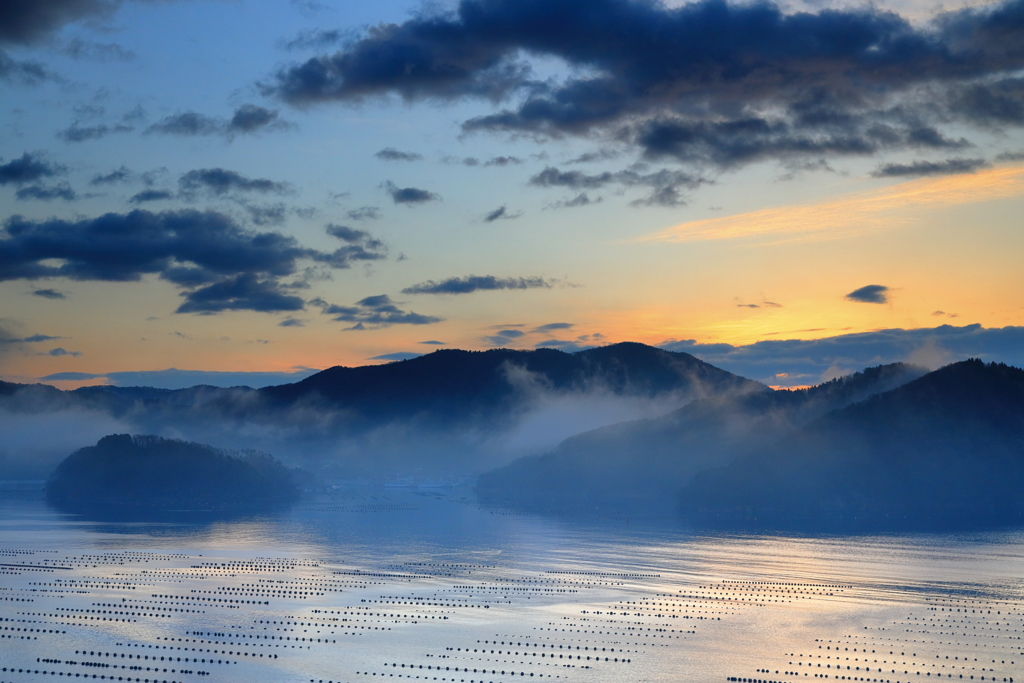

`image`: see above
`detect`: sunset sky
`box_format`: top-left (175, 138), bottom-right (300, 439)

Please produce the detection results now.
top-left (2, 0), bottom-right (1023, 389)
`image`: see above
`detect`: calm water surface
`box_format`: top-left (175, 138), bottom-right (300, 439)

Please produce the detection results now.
top-left (1, 489), bottom-right (1021, 683)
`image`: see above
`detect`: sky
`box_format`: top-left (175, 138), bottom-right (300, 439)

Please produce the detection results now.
top-left (2, 0), bottom-right (1024, 389)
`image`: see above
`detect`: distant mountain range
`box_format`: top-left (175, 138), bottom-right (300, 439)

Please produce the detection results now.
top-left (0, 343), bottom-right (761, 479)
top-left (680, 359), bottom-right (1024, 530)
top-left (476, 362), bottom-right (927, 515)
top-left (8, 345), bottom-right (1024, 530)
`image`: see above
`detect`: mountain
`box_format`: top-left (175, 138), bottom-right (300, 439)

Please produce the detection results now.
top-left (2, 343), bottom-right (763, 480)
top-left (680, 360), bottom-right (1024, 530)
top-left (257, 342), bottom-right (765, 424)
top-left (45, 434), bottom-right (300, 519)
top-left (476, 363), bottom-right (927, 515)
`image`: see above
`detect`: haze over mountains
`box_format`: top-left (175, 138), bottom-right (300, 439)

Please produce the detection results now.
top-left (476, 362), bottom-right (928, 515)
top-left (680, 359), bottom-right (1024, 530)
top-left (0, 343), bottom-right (759, 481)
top-left (4, 342), bottom-right (1022, 530)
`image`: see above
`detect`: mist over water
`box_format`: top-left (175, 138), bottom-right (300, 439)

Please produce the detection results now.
top-left (2, 489), bottom-right (1021, 683)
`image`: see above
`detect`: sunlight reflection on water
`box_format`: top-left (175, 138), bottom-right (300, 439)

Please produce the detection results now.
top-left (1, 489), bottom-right (1021, 683)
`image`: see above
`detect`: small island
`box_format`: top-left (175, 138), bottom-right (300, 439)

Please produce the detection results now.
top-left (46, 434), bottom-right (300, 518)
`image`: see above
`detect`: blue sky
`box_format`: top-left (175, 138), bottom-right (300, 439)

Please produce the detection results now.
top-left (2, 0), bottom-right (1024, 389)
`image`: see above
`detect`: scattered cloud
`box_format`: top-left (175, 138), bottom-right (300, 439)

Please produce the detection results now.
top-left (0, 152), bottom-right (64, 185)
top-left (845, 284), bottom-right (890, 304)
top-left (346, 206), bottom-right (380, 220)
top-left (531, 166), bottom-right (709, 207)
top-left (90, 166), bottom-right (134, 186)
top-left (0, 208), bottom-right (384, 314)
top-left (382, 180), bottom-right (439, 205)
top-left (0, 50), bottom-right (58, 85)
top-left (130, 189), bottom-right (174, 203)
top-left (63, 38), bottom-right (135, 62)
top-left (643, 165), bottom-right (1024, 244)
top-left (176, 273), bottom-right (305, 314)
top-left (179, 168), bottom-right (291, 197)
top-left (872, 158), bottom-right (989, 178)
top-left (532, 322), bottom-right (572, 333)
top-left (483, 205), bottom-right (521, 222)
top-left (283, 28), bottom-right (348, 51)
top-left (402, 274), bottom-right (553, 295)
top-left (32, 289), bottom-right (65, 299)
top-left (418, 340), bottom-right (445, 345)
top-left (312, 294), bottom-right (442, 329)
top-left (15, 182), bottom-right (76, 201)
top-left (227, 104), bottom-right (286, 134)
top-left (278, 317), bottom-right (304, 327)
top-left (146, 105), bottom-right (288, 137)
top-left (0, 333), bottom-right (63, 345)
top-left (375, 147), bottom-right (423, 162)
top-left (44, 347), bottom-right (81, 357)
top-left (146, 111), bottom-right (222, 136)
top-left (265, 0), bottom-right (1024, 171)
top-left (368, 352), bottom-right (423, 361)
top-left (57, 122), bottom-right (134, 143)
top-left (547, 192), bottom-right (599, 209)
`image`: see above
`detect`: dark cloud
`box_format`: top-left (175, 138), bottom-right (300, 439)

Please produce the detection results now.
top-left (0, 332), bottom-right (63, 344)
top-left (532, 322), bottom-right (573, 332)
top-left (0, 0), bottom-right (122, 45)
top-left (0, 152), bottom-right (64, 185)
top-left (176, 273), bottom-right (305, 314)
top-left (871, 157), bottom-right (989, 177)
top-left (266, 0), bottom-right (1024, 171)
top-left (32, 288), bottom-right (66, 299)
top-left (130, 189), bottom-right (174, 203)
top-left (64, 38), bottom-right (135, 62)
top-left (661, 324), bottom-right (1024, 387)
top-left (0, 208), bottom-right (380, 313)
top-left (57, 122), bottom-right (134, 142)
top-left (346, 206), bottom-right (380, 220)
top-left (15, 182), bottom-right (76, 201)
top-left (548, 192), bottom-right (599, 209)
top-left (244, 203), bottom-right (288, 226)
top-left (179, 168), bottom-right (291, 196)
top-left (996, 150), bottom-right (1024, 161)
top-left (368, 352), bottom-right (423, 361)
top-left (146, 106), bottom-right (288, 137)
top-left (90, 166), bottom-right (134, 185)
top-left (845, 284), bottom-right (889, 304)
top-left (45, 347), bottom-right (81, 357)
top-left (375, 147), bottom-right (423, 162)
top-left (402, 274), bottom-right (552, 295)
top-left (419, 340), bottom-right (445, 345)
top-left (484, 155), bottom-right (521, 166)
top-left (228, 104), bottom-right (283, 134)
top-left (322, 223), bottom-right (388, 263)
top-left (483, 205), bottom-right (522, 222)
top-left (312, 294), bottom-right (442, 329)
top-left (0, 50), bottom-right (58, 84)
top-left (382, 180), bottom-right (439, 204)
top-left (146, 111), bottom-right (223, 136)
top-left (279, 317), bottom-right (304, 327)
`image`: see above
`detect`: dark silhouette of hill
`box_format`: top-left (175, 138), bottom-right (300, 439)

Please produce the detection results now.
top-left (476, 363), bottom-right (927, 515)
top-left (2, 343), bottom-right (763, 481)
top-left (45, 434), bottom-right (300, 519)
top-left (257, 343), bottom-right (764, 424)
top-left (680, 360), bottom-right (1024, 531)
